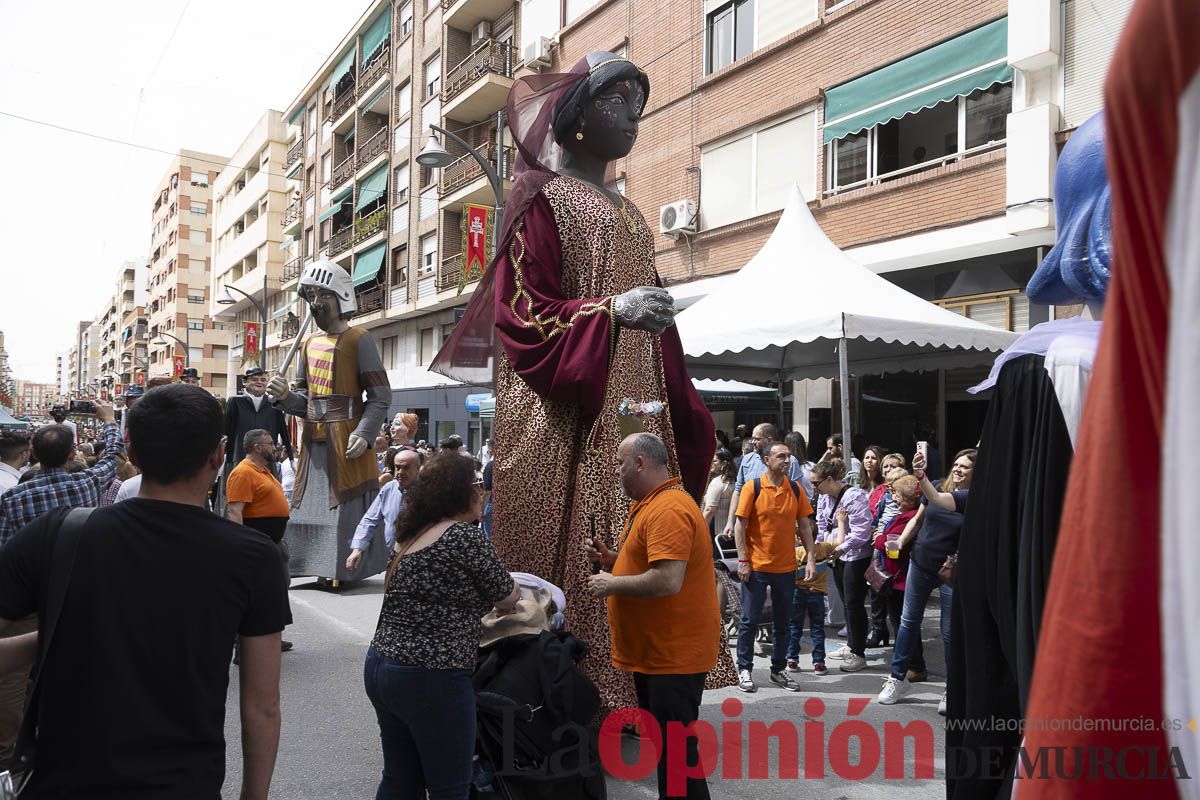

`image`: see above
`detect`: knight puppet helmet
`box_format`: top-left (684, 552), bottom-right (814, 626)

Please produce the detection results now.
top-left (298, 259), bottom-right (357, 315)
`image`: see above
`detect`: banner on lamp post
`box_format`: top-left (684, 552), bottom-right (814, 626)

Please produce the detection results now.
top-left (173, 356), bottom-right (185, 377)
top-left (244, 322), bottom-right (260, 364)
top-left (114, 384), bottom-right (123, 395)
top-left (136, 372), bottom-right (145, 387)
top-left (460, 203), bottom-right (494, 295)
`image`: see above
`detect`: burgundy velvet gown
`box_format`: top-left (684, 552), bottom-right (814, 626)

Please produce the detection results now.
top-left (491, 175), bottom-right (734, 713)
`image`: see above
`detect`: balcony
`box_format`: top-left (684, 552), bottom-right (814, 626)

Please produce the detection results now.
top-left (280, 315), bottom-right (301, 341)
top-left (437, 253), bottom-right (464, 293)
top-left (443, 40), bottom-right (516, 122)
top-left (443, 0), bottom-right (513, 32)
top-left (332, 88), bottom-right (357, 123)
top-left (282, 200), bottom-right (301, 227)
top-left (286, 140), bottom-right (303, 168)
top-left (351, 285), bottom-right (385, 317)
top-left (329, 227), bottom-right (354, 257)
top-left (352, 208), bottom-right (388, 246)
top-left (330, 156), bottom-right (355, 190)
top-left (356, 127), bottom-right (388, 167)
top-left (439, 145), bottom-right (514, 204)
top-left (282, 257), bottom-right (302, 282)
top-left (360, 43), bottom-right (391, 92)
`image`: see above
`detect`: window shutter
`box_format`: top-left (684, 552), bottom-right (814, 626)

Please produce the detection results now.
top-left (1062, 0), bottom-right (1135, 129)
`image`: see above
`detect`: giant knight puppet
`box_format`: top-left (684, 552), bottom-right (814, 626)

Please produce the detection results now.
top-left (267, 261), bottom-right (392, 584)
top-left (433, 52), bottom-right (735, 710)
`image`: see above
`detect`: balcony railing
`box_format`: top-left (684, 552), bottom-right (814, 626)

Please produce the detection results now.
top-left (444, 40), bottom-right (517, 104)
top-left (286, 140), bottom-right (303, 167)
top-left (333, 87), bottom-right (357, 120)
top-left (283, 200), bottom-right (301, 227)
top-left (352, 208), bottom-right (388, 245)
top-left (437, 254), bottom-right (465, 292)
top-left (282, 257), bottom-right (302, 282)
top-left (329, 227), bottom-right (354, 256)
top-left (439, 145), bottom-right (515, 196)
top-left (280, 315), bottom-right (301, 341)
top-left (352, 286), bottom-right (385, 317)
top-left (330, 156), bottom-right (355, 190)
top-left (360, 42), bottom-right (391, 88)
top-left (441, 0), bottom-right (455, 8)
top-left (357, 127), bottom-right (388, 165)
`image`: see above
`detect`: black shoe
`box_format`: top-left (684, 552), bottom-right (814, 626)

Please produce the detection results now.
top-left (281, 640), bottom-right (294, 653)
top-left (865, 629), bottom-right (889, 648)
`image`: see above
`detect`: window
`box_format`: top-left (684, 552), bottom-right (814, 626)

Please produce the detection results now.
top-left (392, 245), bottom-right (408, 283)
top-left (699, 110), bottom-right (816, 228)
top-left (187, 319), bottom-right (204, 331)
top-left (394, 117), bottom-right (411, 153)
top-left (422, 96), bottom-right (440, 131)
top-left (424, 54), bottom-right (440, 99)
top-left (188, 347), bottom-right (203, 363)
top-left (306, 134), bottom-right (316, 158)
top-left (322, 154), bottom-right (332, 182)
top-left (393, 163), bottom-right (409, 204)
top-left (307, 105), bottom-right (317, 135)
top-left (706, 0), bottom-right (754, 74)
top-left (440, 322), bottom-right (456, 344)
top-left (188, 292), bottom-right (205, 304)
top-left (189, 170), bottom-right (209, 187)
top-left (398, 1), bottom-right (413, 37)
top-left (396, 82), bottom-right (412, 117)
top-left (521, 0), bottom-right (559, 55)
top-left (825, 83), bottom-right (1011, 194)
top-left (381, 335), bottom-right (399, 369)
top-left (304, 227), bottom-right (314, 258)
top-left (189, 229), bottom-right (207, 245)
top-left (566, 0), bottom-right (599, 23)
top-left (418, 328), bottom-right (434, 365)
top-left (419, 232), bottom-right (437, 274)
top-left (419, 187), bottom-right (437, 219)
top-left (190, 202), bottom-right (207, 215)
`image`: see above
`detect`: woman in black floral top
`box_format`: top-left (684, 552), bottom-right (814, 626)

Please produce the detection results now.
top-left (364, 453), bottom-right (519, 799)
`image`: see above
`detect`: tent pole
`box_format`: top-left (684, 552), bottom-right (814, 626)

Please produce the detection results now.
top-left (777, 369), bottom-right (785, 430)
top-left (838, 337), bottom-right (852, 471)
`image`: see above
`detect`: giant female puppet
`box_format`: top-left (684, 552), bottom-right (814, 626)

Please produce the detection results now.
top-left (433, 52), bottom-right (736, 709)
top-left (266, 260), bottom-right (393, 585)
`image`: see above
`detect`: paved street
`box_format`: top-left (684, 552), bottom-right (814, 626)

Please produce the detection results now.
top-left (224, 578), bottom-right (949, 798)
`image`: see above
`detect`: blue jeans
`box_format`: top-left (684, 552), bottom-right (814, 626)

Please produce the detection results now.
top-left (889, 561), bottom-right (953, 681)
top-left (786, 588), bottom-right (826, 664)
top-left (736, 570), bottom-right (796, 673)
top-left (363, 649), bottom-right (476, 800)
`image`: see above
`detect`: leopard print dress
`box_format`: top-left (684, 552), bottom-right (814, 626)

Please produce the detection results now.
top-left (493, 176), bottom-right (737, 714)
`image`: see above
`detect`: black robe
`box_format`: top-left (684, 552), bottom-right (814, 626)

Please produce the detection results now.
top-left (946, 353), bottom-right (1076, 800)
top-left (224, 395), bottom-right (293, 469)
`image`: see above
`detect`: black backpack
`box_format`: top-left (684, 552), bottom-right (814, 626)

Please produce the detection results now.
top-left (751, 476), bottom-right (802, 502)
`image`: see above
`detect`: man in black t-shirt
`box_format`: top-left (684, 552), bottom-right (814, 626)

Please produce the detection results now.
top-left (0, 385), bottom-right (288, 800)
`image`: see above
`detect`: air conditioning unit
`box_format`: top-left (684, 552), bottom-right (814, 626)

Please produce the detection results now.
top-left (659, 200), bottom-right (697, 237)
top-left (472, 20), bottom-right (491, 43)
top-left (523, 37), bottom-right (553, 69)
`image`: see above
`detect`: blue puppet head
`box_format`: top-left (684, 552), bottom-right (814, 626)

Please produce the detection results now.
top-left (1026, 112), bottom-right (1112, 305)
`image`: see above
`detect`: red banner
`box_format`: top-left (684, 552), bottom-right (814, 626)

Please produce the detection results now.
top-left (114, 384), bottom-right (123, 395)
top-left (173, 356), bottom-right (185, 377)
top-left (135, 372), bottom-right (145, 386)
top-left (461, 204), bottom-right (494, 294)
top-left (244, 322), bottom-right (260, 363)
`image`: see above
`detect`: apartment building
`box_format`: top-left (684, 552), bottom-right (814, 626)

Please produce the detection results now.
top-left (211, 111), bottom-right (296, 394)
top-left (145, 151), bottom-right (230, 394)
top-left (279, 0), bottom-right (1130, 455)
top-left (14, 380), bottom-right (56, 418)
top-left (115, 260), bottom-right (150, 394)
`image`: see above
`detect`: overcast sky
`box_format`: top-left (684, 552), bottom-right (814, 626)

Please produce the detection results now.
top-left (0, 0), bottom-right (371, 383)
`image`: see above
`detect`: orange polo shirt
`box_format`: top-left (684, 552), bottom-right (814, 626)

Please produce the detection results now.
top-left (608, 478), bottom-right (720, 676)
top-left (226, 458), bottom-right (290, 519)
top-left (735, 476), bottom-right (814, 572)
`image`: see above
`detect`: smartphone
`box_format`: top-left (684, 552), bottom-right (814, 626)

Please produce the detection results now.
top-left (68, 400), bottom-right (97, 415)
top-left (916, 440), bottom-right (928, 463)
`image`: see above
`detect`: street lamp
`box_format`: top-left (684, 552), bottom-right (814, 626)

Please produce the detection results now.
top-left (416, 114), bottom-right (506, 255)
top-left (153, 330), bottom-right (190, 368)
top-left (217, 270), bottom-right (269, 370)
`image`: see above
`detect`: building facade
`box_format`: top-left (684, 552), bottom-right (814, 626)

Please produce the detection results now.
top-left (146, 151), bottom-right (230, 394)
top-left (211, 110), bottom-right (296, 394)
top-left (115, 260), bottom-right (150, 394)
top-left (276, 0), bottom-right (1131, 457)
top-left (13, 380), bottom-right (56, 418)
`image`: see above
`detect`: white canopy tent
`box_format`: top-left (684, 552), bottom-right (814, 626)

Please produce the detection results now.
top-left (675, 184), bottom-right (1018, 450)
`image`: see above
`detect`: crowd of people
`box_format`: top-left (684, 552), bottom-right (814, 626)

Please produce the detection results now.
top-left (0, 379), bottom-right (969, 800)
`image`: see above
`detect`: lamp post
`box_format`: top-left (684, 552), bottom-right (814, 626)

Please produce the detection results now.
top-left (416, 111), bottom-right (506, 257)
top-left (153, 329), bottom-right (190, 370)
top-left (217, 270), bottom-right (269, 370)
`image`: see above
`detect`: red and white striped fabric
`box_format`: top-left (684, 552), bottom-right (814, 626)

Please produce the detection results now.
top-left (1020, 0), bottom-right (1200, 797)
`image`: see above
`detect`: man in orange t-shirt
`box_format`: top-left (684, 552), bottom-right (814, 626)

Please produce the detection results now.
top-left (733, 442), bottom-right (815, 693)
top-left (587, 433), bottom-right (719, 800)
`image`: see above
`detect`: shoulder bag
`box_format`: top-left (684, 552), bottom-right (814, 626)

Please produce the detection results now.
top-left (938, 553), bottom-right (958, 587)
top-left (0, 507), bottom-right (94, 799)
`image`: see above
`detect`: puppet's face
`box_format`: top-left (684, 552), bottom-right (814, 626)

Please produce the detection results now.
top-left (569, 79), bottom-right (646, 162)
top-left (303, 287), bottom-right (343, 332)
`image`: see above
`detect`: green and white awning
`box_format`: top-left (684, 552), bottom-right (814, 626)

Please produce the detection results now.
top-left (332, 46), bottom-right (356, 84)
top-left (330, 183), bottom-right (354, 204)
top-left (361, 8), bottom-right (392, 60)
top-left (352, 242), bottom-right (387, 286)
top-left (278, 234), bottom-right (295, 250)
top-left (823, 17), bottom-right (1011, 143)
top-left (355, 165), bottom-right (388, 212)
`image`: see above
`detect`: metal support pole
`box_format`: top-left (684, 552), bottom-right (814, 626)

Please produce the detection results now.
top-left (838, 336), bottom-right (852, 470)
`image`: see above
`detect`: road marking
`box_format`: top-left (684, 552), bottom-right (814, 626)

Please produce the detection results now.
top-left (289, 594), bottom-right (372, 642)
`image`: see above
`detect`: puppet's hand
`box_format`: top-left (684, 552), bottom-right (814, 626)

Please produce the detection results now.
top-left (613, 287), bottom-right (675, 333)
top-left (346, 434), bottom-right (369, 459)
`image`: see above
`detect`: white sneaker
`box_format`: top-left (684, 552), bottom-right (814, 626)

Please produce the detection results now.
top-left (828, 645), bottom-right (851, 660)
top-left (738, 669), bottom-right (756, 693)
top-left (877, 675), bottom-right (911, 705)
top-left (938, 691), bottom-right (947, 716)
top-left (839, 653), bottom-right (868, 672)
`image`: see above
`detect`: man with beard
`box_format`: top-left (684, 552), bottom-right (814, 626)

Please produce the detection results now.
top-left (266, 261), bottom-right (391, 584)
top-left (227, 428), bottom-right (294, 654)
